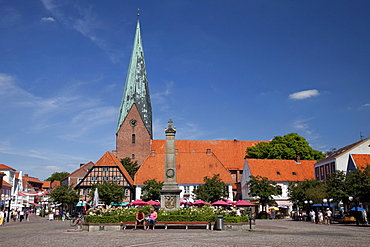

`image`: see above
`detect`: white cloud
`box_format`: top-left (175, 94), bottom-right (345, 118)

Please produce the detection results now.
top-left (45, 165), bottom-right (64, 171)
top-left (364, 103), bottom-right (370, 107)
top-left (292, 118), bottom-right (319, 142)
top-left (41, 17), bottom-right (55, 22)
top-left (289, 89), bottom-right (320, 100)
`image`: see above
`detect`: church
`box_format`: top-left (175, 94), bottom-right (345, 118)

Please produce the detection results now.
top-left (68, 19), bottom-right (265, 202)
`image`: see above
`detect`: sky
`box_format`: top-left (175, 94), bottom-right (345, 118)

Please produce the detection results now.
top-left (0, 0), bottom-right (369, 181)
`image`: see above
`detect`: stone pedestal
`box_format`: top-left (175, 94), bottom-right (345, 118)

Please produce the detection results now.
top-left (160, 185), bottom-right (181, 211)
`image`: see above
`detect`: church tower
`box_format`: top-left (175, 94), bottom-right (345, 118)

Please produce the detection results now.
top-left (114, 19), bottom-right (152, 166)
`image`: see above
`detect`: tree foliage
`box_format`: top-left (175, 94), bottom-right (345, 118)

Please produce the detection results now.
top-left (245, 133), bottom-right (325, 161)
top-left (192, 174), bottom-right (229, 203)
top-left (121, 157), bottom-right (140, 180)
top-left (89, 182), bottom-right (126, 205)
top-left (141, 179), bottom-right (164, 201)
top-left (46, 172), bottom-right (70, 183)
top-left (247, 175), bottom-right (282, 207)
top-left (49, 184), bottom-right (79, 205)
top-left (345, 164), bottom-right (370, 203)
top-left (287, 179), bottom-right (324, 207)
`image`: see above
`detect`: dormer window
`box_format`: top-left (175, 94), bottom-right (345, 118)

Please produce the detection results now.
top-left (292, 172), bottom-right (297, 175)
top-left (276, 171), bottom-right (281, 175)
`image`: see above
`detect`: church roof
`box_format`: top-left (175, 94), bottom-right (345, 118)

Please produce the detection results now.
top-left (351, 154), bottom-right (370, 170)
top-left (245, 159), bottom-right (316, 181)
top-left (117, 19), bottom-right (152, 136)
top-left (150, 139), bottom-right (265, 170)
top-left (134, 151), bottom-right (233, 185)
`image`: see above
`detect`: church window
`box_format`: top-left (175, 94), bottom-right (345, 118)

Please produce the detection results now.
top-left (132, 134), bottom-right (136, 144)
top-left (132, 154), bottom-right (135, 159)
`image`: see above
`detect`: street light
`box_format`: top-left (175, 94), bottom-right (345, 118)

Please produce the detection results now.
top-left (349, 196), bottom-right (359, 226)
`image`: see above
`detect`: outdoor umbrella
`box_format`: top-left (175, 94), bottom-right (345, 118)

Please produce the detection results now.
top-left (233, 200), bottom-right (254, 206)
top-left (192, 199), bottom-right (209, 205)
top-left (147, 200), bottom-right (160, 206)
top-left (350, 207), bottom-right (366, 211)
top-left (268, 206), bottom-right (279, 211)
top-left (130, 199), bottom-right (149, 206)
top-left (211, 200), bottom-right (229, 206)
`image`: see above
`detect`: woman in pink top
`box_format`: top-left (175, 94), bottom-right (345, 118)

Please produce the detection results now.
top-left (147, 209), bottom-right (157, 230)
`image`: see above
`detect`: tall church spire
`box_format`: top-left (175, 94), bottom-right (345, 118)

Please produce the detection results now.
top-left (117, 19), bottom-right (152, 136)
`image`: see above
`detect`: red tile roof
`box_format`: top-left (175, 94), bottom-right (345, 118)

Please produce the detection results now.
top-left (135, 151), bottom-right (233, 185)
top-left (94, 151), bottom-right (134, 185)
top-left (66, 161), bottom-right (94, 177)
top-left (246, 159), bottom-right (316, 181)
top-left (1, 180), bottom-right (12, 187)
top-left (0, 164), bottom-right (16, 171)
top-left (151, 140), bottom-right (265, 170)
top-left (42, 181), bottom-right (51, 188)
top-left (351, 154), bottom-right (370, 170)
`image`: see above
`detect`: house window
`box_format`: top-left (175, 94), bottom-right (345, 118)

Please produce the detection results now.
top-left (276, 172), bottom-right (281, 175)
top-left (292, 172), bottom-right (297, 175)
top-left (184, 186), bottom-right (190, 194)
top-left (103, 176), bottom-right (109, 181)
top-left (91, 176), bottom-right (98, 181)
top-left (113, 176), bottom-right (120, 181)
top-left (102, 167), bottom-right (109, 172)
top-left (125, 188), bottom-right (130, 196)
top-left (132, 134), bottom-right (136, 144)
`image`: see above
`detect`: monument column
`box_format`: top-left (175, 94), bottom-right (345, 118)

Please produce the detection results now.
top-left (160, 119), bottom-right (181, 210)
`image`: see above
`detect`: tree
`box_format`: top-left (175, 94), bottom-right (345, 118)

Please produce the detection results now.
top-left (46, 172), bottom-right (70, 183)
top-left (49, 184), bottom-right (79, 206)
top-left (89, 182), bottom-right (126, 205)
top-left (344, 164), bottom-right (370, 203)
top-left (247, 175), bottom-right (282, 209)
top-left (288, 179), bottom-right (325, 207)
top-left (324, 170), bottom-right (348, 203)
top-left (141, 179), bottom-right (163, 201)
top-left (192, 174), bottom-right (229, 203)
top-left (121, 157), bottom-right (140, 180)
top-left (246, 133), bottom-right (325, 161)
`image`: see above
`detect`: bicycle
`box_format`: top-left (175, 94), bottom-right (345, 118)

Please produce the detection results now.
top-left (70, 213), bottom-right (84, 226)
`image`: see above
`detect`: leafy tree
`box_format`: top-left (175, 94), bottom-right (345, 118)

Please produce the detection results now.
top-left (49, 184), bottom-right (79, 205)
top-left (121, 157), bottom-right (140, 179)
top-left (345, 164), bottom-right (370, 203)
top-left (288, 179), bottom-right (324, 207)
top-left (46, 172), bottom-right (70, 183)
top-left (246, 133), bottom-right (325, 161)
top-left (89, 182), bottom-right (126, 205)
top-left (141, 179), bottom-right (163, 201)
top-left (247, 175), bottom-right (282, 209)
top-left (324, 170), bottom-right (348, 203)
top-left (192, 174), bottom-right (229, 203)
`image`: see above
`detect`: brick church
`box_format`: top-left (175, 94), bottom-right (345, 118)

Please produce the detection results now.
top-left (109, 19), bottom-right (265, 201)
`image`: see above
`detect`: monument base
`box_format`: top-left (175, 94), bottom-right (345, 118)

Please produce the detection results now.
top-left (160, 185), bottom-right (181, 211)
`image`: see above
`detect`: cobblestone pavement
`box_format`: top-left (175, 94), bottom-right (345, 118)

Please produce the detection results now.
top-left (1, 214), bottom-right (369, 247)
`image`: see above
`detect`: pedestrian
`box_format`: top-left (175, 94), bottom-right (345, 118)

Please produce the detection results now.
top-left (310, 210), bottom-right (316, 223)
top-left (0, 210), bottom-right (4, 225)
top-left (146, 209), bottom-right (157, 230)
top-left (134, 210), bottom-right (146, 230)
top-left (325, 208), bottom-right (332, 225)
top-left (25, 209), bottom-right (29, 221)
top-left (12, 210), bottom-right (18, 222)
top-left (318, 210), bottom-right (323, 224)
top-left (19, 209), bottom-right (24, 222)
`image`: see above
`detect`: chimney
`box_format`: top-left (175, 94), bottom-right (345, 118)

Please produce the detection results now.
top-left (206, 149), bottom-right (212, 155)
top-left (24, 174), bottom-right (28, 177)
top-left (80, 163), bottom-right (85, 167)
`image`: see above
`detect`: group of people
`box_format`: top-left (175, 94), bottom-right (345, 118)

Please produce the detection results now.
top-left (134, 209), bottom-right (157, 230)
top-left (309, 208), bottom-right (332, 224)
top-left (0, 208), bottom-right (30, 225)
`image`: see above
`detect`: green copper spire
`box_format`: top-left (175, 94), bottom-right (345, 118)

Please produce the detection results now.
top-left (117, 19), bottom-right (152, 136)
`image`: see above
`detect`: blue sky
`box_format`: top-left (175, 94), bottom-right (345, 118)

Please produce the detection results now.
top-left (1, 0), bottom-right (369, 180)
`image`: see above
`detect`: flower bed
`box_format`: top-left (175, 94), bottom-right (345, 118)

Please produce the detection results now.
top-left (85, 205), bottom-right (250, 224)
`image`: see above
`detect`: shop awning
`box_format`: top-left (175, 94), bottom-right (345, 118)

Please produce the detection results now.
top-left (276, 201), bottom-right (293, 207)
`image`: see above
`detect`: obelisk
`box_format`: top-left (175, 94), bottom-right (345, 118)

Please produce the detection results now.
top-left (160, 119), bottom-right (182, 210)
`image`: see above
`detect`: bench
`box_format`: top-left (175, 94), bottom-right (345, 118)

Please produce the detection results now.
top-left (121, 221), bottom-right (211, 230)
top-left (337, 216), bottom-right (357, 223)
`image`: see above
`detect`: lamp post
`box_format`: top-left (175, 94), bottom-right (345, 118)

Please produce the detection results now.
top-left (349, 196), bottom-right (359, 226)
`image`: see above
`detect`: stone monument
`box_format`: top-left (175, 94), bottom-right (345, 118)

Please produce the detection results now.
top-left (160, 119), bottom-right (182, 210)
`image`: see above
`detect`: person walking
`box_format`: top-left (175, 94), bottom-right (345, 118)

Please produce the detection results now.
top-left (309, 210), bottom-right (316, 223)
top-left (19, 209), bottom-right (24, 222)
top-left (318, 210), bottom-right (323, 224)
top-left (325, 208), bottom-right (332, 225)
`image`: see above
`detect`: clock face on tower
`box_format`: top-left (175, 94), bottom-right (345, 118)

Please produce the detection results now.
top-left (129, 119), bottom-right (137, 127)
